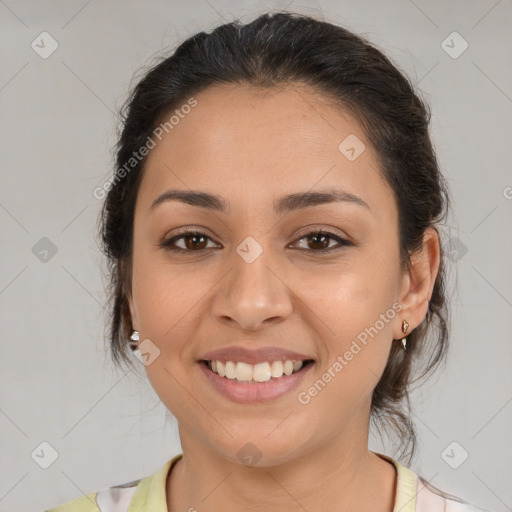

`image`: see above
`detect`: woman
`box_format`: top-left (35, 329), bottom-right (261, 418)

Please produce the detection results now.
top-left (46, 10), bottom-right (491, 512)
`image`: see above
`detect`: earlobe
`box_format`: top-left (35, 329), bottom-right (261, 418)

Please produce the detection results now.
top-left (395, 228), bottom-right (441, 338)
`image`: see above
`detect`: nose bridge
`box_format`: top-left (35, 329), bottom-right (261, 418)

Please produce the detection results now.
top-left (211, 235), bottom-right (293, 328)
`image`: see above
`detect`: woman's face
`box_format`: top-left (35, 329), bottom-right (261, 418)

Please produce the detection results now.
top-left (128, 83), bottom-right (412, 465)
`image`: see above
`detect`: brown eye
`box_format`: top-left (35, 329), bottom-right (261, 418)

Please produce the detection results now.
top-left (159, 230), bottom-right (216, 253)
top-left (292, 230), bottom-right (352, 252)
top-left (306, 232), bottom-right (331, 250)
top-left (159, 228), bottom-right (352, 255)
top-left (181, 232), bottom-right (208, 250)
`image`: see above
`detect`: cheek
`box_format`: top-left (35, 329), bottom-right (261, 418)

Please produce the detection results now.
top-left (297, 274), bottom-right (399, 422)
top-left (130, 256), bottom-right (207, 415)
top-left (131, 244), bottom-right (188, 343)
top-left (132, 262), bottom-right (204, 348)
top-left (308, 249), bottom-right (401, 393)
top-left (313, 252), bottom-right (400, 339)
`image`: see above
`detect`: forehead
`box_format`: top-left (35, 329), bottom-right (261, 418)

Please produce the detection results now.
top-left (137, 83), bottom-right (394, 217)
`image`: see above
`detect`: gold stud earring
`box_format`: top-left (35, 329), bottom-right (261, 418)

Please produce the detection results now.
top-left (401, 320), bottom-right (409, 351)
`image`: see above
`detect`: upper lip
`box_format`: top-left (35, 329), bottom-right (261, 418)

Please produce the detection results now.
top-left (198, 346), bottom-right (315, 364)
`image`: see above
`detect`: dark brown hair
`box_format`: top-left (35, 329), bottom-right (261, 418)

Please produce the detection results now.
top-left (97, 11), bottom-right (449, 465)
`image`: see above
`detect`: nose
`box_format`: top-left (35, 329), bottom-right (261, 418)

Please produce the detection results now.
top-left (210, 247), bottom-right (293, 331)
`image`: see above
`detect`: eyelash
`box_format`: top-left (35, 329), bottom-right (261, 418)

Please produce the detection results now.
top-left (158, 228), bottom-right (353, 255)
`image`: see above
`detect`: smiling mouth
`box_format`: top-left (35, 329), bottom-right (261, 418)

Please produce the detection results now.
top-left (200, 359), bottom-right (315, 383)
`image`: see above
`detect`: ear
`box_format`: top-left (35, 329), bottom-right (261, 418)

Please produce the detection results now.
top-left (395, 227), bottom-right (441, 338)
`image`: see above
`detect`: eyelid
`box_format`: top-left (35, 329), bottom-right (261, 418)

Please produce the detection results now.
top-left (158, 225), bottom-right (354, 254)
top-left (293, 224), bottom-right (351, 241)
top-left (158, 226), bottom-right (220, 250)
top-left (289, 229), bottom-right (353, 252)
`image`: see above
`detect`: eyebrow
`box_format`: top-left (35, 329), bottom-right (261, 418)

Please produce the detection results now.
top-left (148, 188), bottom-right (370, 215)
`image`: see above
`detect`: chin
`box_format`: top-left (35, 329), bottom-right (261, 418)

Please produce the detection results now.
top-left (209, 429), bottom-right (310, 468)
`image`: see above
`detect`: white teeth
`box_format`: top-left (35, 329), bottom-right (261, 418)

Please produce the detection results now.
top-left (207, 359), bottom-right (306, 382)
top-left (225, 361), bottom-right (236, 379)
top-left (270, 360), bottom-right (284, 378)
top-left (235, 362), bottom-right (253, 381)
top-left (253, 362), bottom-right (271, 382)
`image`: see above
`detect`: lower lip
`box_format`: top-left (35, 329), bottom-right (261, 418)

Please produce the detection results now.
top-left (197, 361), bottom-right (314, 404)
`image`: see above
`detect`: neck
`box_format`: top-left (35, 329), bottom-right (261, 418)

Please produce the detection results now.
top-left (167, 425), bottom-right (397, 512)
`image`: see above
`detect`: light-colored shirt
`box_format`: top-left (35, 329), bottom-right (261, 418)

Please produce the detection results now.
top-left (44, 452), bottom-right (491, 512)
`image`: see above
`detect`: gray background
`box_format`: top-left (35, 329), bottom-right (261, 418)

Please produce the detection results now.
top-left (0, 1), bottom-right (511, 511)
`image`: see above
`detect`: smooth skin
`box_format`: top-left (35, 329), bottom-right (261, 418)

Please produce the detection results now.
top-left (127, 83), bottom-right (440, 512)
